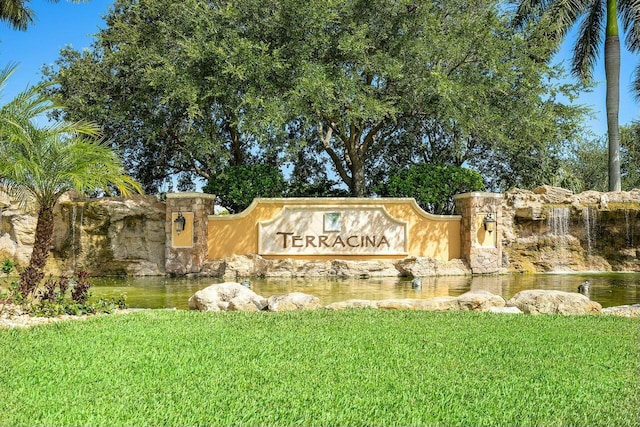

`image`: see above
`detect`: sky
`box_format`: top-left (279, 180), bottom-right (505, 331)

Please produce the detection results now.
top-left (0, 0), bottom-right (638, 138)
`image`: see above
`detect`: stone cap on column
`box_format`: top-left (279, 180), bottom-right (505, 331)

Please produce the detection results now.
top-left (166, 192), bottom-right (217, 200)
top-left (453, 192), bottom-right (503, 201)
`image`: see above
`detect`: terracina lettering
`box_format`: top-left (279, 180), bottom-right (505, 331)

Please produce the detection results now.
top-left (276, 232), bottom-right (390, 249)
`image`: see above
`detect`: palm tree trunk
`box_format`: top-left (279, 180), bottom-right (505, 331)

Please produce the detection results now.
top-left (19, 205), bottom-right (55, 296)
top-left (605, 0), bottom-right (621, 191)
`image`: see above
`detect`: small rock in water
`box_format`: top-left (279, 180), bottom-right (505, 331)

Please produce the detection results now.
top-left (411, 277), bottom-right (422, 289)
top-left (240, 280), bottom-right (251, 288)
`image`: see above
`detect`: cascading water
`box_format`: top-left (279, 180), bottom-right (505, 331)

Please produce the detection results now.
top-left (547, 207), bottom-right (571, 270)
top-left (583, 206), bottom-right (598, 257)
top-left (70, 204), bottom-right (84, 272)
top-left (71, 205), bottom-right (77, 271)
top-left (624, 209), bottom-right (634, 248)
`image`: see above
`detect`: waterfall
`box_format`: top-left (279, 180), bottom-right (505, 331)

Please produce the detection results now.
top-left (583, 206), bottom-right (598, 256)
top-left (547, 207), bottom-right (571, 270)
top-left (70, 204), bottom-right (84, 272)
top-left (71, 205), bottom-right (77, 271)
top-left (548, 207), bottom-right (569, 238)
top-left (624, 209), bottom-right (634, 248)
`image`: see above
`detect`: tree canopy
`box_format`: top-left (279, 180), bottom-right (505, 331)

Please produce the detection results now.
top-left (43, 0), bottom-right (590, 196)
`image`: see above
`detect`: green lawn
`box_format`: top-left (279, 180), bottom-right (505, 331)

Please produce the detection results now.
top-left (0, 310), bottom-right (638, 426)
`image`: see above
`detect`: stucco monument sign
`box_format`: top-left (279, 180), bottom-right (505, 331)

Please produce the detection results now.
top-left (258, 206), bottom-right (408, 256)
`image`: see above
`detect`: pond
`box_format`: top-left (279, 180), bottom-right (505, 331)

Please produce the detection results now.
top-left (90, 273), bottom-right (640, 309)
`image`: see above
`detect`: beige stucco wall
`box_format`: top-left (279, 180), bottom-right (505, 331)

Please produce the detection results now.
top-left (207, 198), bottom-right (461, 261)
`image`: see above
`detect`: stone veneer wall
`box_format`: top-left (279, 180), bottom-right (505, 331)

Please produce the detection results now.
top-left (0, 193), bottom-right (166, 276)
top-left (3, 187), bottom-right (638, 277)
top-left (502, 186), bottom-right (640, 272)
top-left (454, 192), bottom-right (504, 274)
top-left (165, 193), bottom-right (216, 275)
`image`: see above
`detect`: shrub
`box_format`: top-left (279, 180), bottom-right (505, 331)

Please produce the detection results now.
top-left (23, 271), bottom-right (127, 317)
top-left (378, 164), bottom-right (485, 214)
top-left (1, 258), bottom-right (15, 275)
top-left (204, 164), bottom-right (287, 213)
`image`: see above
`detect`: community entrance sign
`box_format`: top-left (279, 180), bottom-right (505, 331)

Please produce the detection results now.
top-left (258, 206), bottom-right (408, 256)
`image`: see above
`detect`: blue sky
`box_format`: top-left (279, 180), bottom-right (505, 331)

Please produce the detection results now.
top-left (0, 0), bottom-right (638, 138)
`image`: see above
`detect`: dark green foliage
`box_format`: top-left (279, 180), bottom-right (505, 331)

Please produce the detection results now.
top-left (43, 0), bottom-right (591, 195)
top-left (23, 272), bottom-right (127, 317)
top-left (70, 270), bottom-right (91, 304)
top-left (555, 122), bottom-right (640, 192)
top-left (204, 164), bottom-right (287, 213)
top-left (286, 181), bottom-right (350, 198)
top-left (378, 164), bottom-right (485, 214)
top-left (621, 121), bottom-right (640, 190)
top-left (1, 258), bottom-right (14, 275)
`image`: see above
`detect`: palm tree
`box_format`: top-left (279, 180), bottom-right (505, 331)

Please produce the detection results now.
top-left (0, 64), bottom-right (141, 296)
top-left (1, 0), bottom-right (87, 30)
top-left (512, 0), bottom-right (640, 192)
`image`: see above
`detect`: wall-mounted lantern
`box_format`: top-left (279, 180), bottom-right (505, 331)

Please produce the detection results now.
top-left (483, 213), bottom-right (497, 233)
top-left (174, 211), bottom-right (186, 234)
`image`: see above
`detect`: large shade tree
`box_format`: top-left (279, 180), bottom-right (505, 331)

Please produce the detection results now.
top-left (512, 0), bottom-right (640, 192)
top-left (43, 0), bottom-right (286, 192)
top-left (263, 0), bottom-right (589, 195)
top-left (44, 0), bottom-right (590, 195)
top-left (0, 64), bottom-right (141, 296)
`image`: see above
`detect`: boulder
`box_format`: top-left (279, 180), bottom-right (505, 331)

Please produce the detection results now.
top-left (188, 282), bottom-right (268, 312)
top-left (457, 290), bottom-right (506, 311)
top-left (376, 297), bottom-right (459, 311)
top-left (223, 254), bottom-right (265, 279)
top-left (292, 260), bottom-right (334, 277)
top-left (330, 260), bottom-right (401, 278)
top-left (325, 299), bottom-right (379, 310)
top-left (394, 257), bottom-right (436, 277)
top-left (602, 304), bottom-right (640, 318)
top-left (486, 306), bottom-right (523, 314)
top-left (506, 290), bottom-right (601, 315)
top-left (267, 292), bottom-right (322, 312)
top-left (532, 185), bottom-right (574, 203)
top-left (435, 259), bottom-right (472, 276)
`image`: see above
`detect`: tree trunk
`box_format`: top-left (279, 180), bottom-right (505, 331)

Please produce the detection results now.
top-left (19, 205), bottom-right (55, 296)
top-left (351, 159), bottom-right (366, 197)
top-left (605, 1), bottom-right (621, 191)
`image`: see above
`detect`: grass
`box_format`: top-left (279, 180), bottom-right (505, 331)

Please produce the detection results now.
top-left (0, 310), bottom-right (638, 427)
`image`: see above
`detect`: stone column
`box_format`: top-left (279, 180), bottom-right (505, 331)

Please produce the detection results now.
top-left (165, 192), bottom-right (216, 275)
top-left (454, 192), bottom-right (503, 274)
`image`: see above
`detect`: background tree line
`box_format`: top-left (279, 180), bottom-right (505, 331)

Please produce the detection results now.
top-left (40, 0), bottom-right (638, 213)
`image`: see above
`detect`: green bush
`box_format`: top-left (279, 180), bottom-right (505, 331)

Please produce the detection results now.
top-left (25, 272), bottom-right (127, 317)
top-left (1, 258), bottom-right (15, 275)
top-left (378, 164), bottom-right (485, 214)
top-left (204, 164), bottom-right (287, 213)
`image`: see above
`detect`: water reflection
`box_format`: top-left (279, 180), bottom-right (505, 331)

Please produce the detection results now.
top-left (90, 273), bottom-right (640, 310)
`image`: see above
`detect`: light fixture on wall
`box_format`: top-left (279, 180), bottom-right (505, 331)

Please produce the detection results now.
top-left (174, 211), bottom-right (186, 234)
top-left (483, 213), bottom-right (496, 233)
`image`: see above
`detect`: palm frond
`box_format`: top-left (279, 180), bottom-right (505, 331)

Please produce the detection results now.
top-left (0, 62), bottom-right (19, 94)
top-left (545, 0), bottom-right (592, 38)
top-left (634, 64), bottom-right (640, 99)
top-left (512, 0), bottom-right (549, 29)
top-left (47, 119), bottom-right (102, 139)
top-left (0, 0), bottom-right (34, 30)
top-left (619, 0), bottom-right (640, 51)
top-left (572, 0), bottom-right (605, 80)
top-left (1, 81), bottom-right (55, 126)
